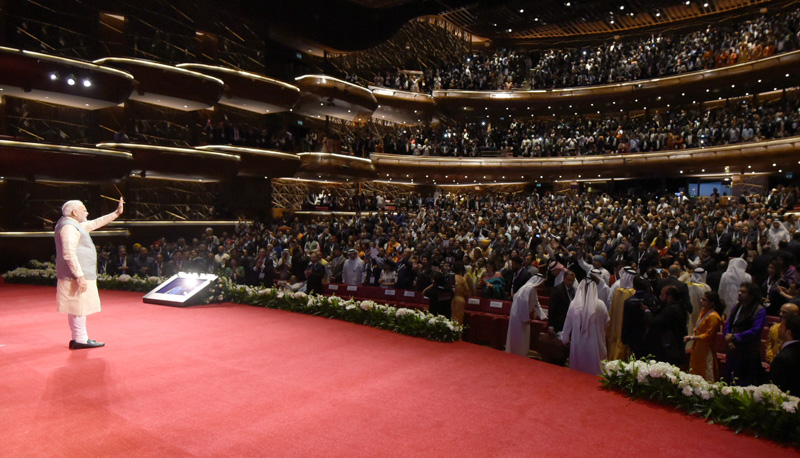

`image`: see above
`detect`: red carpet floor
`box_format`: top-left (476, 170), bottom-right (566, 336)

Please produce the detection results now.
top-left (1, 284), bottom-right (797, 457)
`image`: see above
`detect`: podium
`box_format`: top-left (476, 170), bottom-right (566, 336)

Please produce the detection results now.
top-left (143, 272), bottom-right (218, 307)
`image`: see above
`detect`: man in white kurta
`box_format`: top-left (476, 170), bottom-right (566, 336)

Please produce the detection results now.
top-left (562, 278), bottom-right (609, 376)
top-left (56, 198), bottom-right (123, 349)
top-left (505, 274), bottom-right (547, 356)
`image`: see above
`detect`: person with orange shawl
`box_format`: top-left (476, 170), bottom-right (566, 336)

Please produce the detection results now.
top-left (685, 291), bottom-right (723, 381)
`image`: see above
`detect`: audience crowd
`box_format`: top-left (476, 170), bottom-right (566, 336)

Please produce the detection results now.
top-left (337, 94), bottom-right (800, 157)
top-left (367, 11), bottom-right (800, 92)
top-left (92, 183), bottom-right (800, 389)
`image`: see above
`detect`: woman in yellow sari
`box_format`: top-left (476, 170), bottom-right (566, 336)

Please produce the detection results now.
top-left (684, 291), bottom-right (723, 381)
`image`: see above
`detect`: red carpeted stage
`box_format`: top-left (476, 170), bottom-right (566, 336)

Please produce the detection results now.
top-left (1, 284), bottom-right (796, 457)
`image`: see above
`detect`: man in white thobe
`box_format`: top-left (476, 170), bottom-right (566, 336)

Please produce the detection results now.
top-left (562, 278), bottom-right (610, 376)
top-left (718, 257), bottom-right (751, 318)
top-left (56, 198), bottom-right (124, 349)
top-left (341, 249), bottom-right (365, 286)
top-left (505, 274), bottom-right (547, 356)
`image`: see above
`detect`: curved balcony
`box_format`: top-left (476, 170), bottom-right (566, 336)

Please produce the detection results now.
top-left (97, 143), bottom-right (240, 182)
top-left (177, 64), bottom-right (300, 114)
top-left (296, 152), bottom-right (377, 181)
top-left (370, 137), bottom-right (800, 184)
top-left (294, 75), bottom-right (378, 122)
top-left (0, 47), bottom-right (134, 110)
top-left (0, 140), bottom-right (132, 183)
top-left (370, 87), bottom-right (438, 125)
top-left (195, 145), bottom-right (302, 178)
top-left (432, 50), bottom-right (800, 120)
top-left (94, 58), bottom-right (224, 111)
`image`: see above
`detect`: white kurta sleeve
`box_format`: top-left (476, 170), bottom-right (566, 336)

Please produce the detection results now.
top-left (59, 225), bottom-right (84, 278)
top-left (82, 211), bottom-right (118, 232)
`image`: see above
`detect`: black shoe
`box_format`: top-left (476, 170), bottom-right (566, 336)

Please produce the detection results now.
top-left (69, 339), bottom-right (105, 349)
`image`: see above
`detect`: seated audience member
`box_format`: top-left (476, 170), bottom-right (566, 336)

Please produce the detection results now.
top-left (132, 247), bottom-right (154, 278)
top-left (770, 314), bottom-right (800, 394)
top-left (112, 245), bottom-right (132, 276)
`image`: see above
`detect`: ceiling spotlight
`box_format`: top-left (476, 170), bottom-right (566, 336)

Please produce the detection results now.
top-left (83, 79), bottom-right (92, 87)
top-left (49, 72), bottom-right (59, 81)
top-left (66, 75), bottom-right (76, 86)
top-left (565, 2), bottom-right (571, 6)
top-left (655, 12), bottom-right (661, 17)
top-left (519, 8), bottom-right (524, 13)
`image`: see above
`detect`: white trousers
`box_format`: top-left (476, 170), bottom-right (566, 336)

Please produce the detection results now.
top-left (68, 314), bottom-right (88, 344)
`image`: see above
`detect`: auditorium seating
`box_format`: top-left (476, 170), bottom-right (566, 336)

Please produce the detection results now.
top-left (323, 282), bottom-right (553, 351)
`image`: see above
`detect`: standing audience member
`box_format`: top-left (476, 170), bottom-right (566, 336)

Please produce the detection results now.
top-left (562, 277), bottom-right (609, 376)
top-left (723, 283), bottom-right (767, 386)
top-left (644, 285), bottom-right (688, 366)
top-left (770, 314), bottom-right (800, 394)
top-left (765, 303), bottom-right (800, 363)
top-left (423, 271), bottom-right (454, 320)
top-left (506, 274), bottom-right (547, 356)
top-left (548, 270), bottom-right (576, 334)
top-left (342, 249), bottom-right (365, 286)
top-left (685, 291), bottom-right (724, 381)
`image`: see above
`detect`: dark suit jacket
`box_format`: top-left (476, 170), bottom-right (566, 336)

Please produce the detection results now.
top-left (510, 268), bottom-right (532, 296)
top-left (656, 276), bottom-right (691, 314)
top-left (110, 254), bottom-right (133, 276)
top-left (770, 341), bottom-right (800, 395)
top-left (306, 261), bottom-right (326, 294)
top-left (644, 302), bottom-right (688, 366)
top-left (548, 282), bottom-right (575, 333)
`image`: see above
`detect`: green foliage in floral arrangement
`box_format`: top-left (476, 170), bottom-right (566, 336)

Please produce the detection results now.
top-left (205, 277), bottom-right (463, 342)
top-left (4, 262), bottom-right (163, 293)
top-left (601, 357), bottom-right (800, 444)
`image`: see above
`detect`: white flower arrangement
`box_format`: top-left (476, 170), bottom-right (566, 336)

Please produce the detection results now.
top-left (602, 356), bottom-right (800, 444)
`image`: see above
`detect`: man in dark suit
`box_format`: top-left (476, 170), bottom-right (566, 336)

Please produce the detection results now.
top-left (132, 246), bottom-right (155, 278)
top-left (304, 251), bottom-right (326, 294)
top-left (770, 314), bottom-right (800, 395)
top-left (634, 241), bottom-right (656, 273)
top-left (509, 256), bottom-right (532, 297)
top-left (548, 270), bottom-right (576, 334)
top-left (644, 285), bottom-right (688, 366)
top-left (710, 222), bottom-right (733, 260)
top-left (393, 249), bottom-right (414, 290)
top-left (656, 264), bottom-right (691, 314)
top-left (111, 245), bottom-right (132, 276)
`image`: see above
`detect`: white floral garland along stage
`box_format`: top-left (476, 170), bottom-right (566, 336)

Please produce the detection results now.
top-left (601, 358), bottom-right (800, 444)
top-left (3, 262), bottom-right (463, 343)
top-left (207, 278), bottom-right (463, 342)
